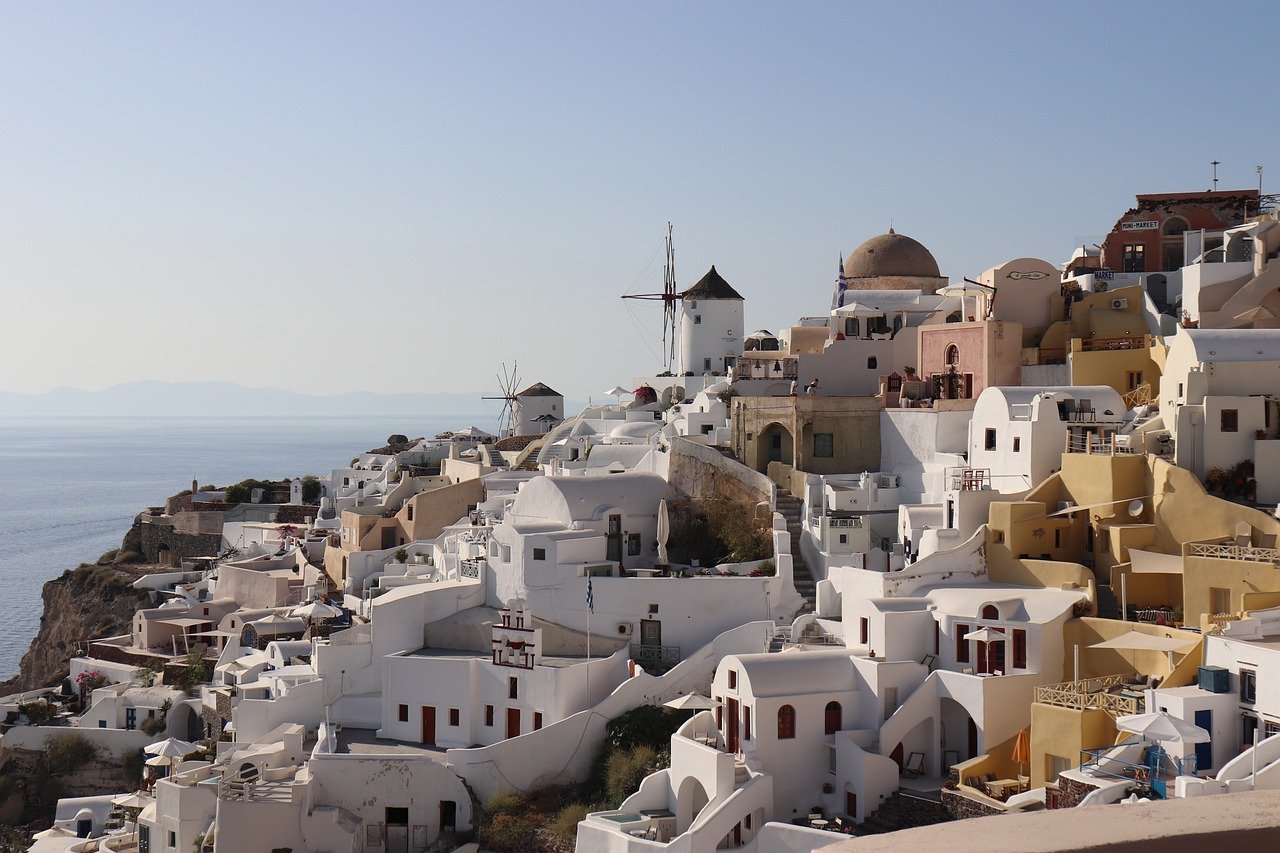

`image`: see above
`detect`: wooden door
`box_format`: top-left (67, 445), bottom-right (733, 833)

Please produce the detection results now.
top-left (639, 619), bottom-right (662, 647)
top-left (420, 706), bottom-right (435, 746)
top-left (607, 514), bottom-right (623, 564)
top-left (506, 707), bottom-right (521, 739)
top-left (845, 791), bottom-right (857, 819)
top-left (726, 698), bottom-right (740, 753)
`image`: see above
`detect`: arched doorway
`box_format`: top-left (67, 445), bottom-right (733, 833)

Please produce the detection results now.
top-left (676, 776), bottom-right (710, 833)
top-left (755, 423), bottom-right (794, 472)
top-left (940, 697), bottom-right (978, 765)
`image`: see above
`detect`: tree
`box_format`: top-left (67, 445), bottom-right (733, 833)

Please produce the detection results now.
top-left (300, 475), bottom-right (322, 504)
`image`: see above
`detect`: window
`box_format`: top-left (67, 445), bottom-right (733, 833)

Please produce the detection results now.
top-left (169, 831), bottom-right (176, 848)
top-left (743, 705), bottom-right (752, 741)
top-left (1221, 409), bottom-right (1239, 432)
top-left (934, 621), bottom-right (940, 655)
top-left (1123, 243), bottom-right (1146, 273)
top-left (1211, 587), bottom-right (1231, 615)
top-left (1013, 629), bottom-right (1027, 669)
top-left (449, 708), bottom-right (460, 726)
top-left (509, 677), bottom-right (518, 699)
top-left (825, 701), bottom-right (842, 734)
top-left (845, 318), bottom-right (859, 337)
top-left (704, 358), bottom-right (712, 370)
top-left (398, 704), bottom-right (408, 722)
top-left (484, 705), bottom-right (494, 726)
top-left (982, 604), bottom-right (999, 620)
top-left (867, 356), bottom-right (877, 369)
top-left (859, 617), bottom-right (869, 645)
top-left (946, 344), bottom-right (960, 365)
top-left (533, 712), bottom-right (543, 730)
top-left (627, 533), bottom-right (641, 556)
top-left (1054, 529), bottom-right (1063, 548)
top-left (777, 704), bottom-right (796, 739)
top-left (1243, 715), bottom-right (1258, 747)
top-left (1048, 754), bottom-right (1072, 782)
top-left (814, 433), bottom-right (834, 458)
top-left (984, 428), bottom-right (996, 451)
top-left (838, 534), bottom-right (847, 544)
top-left (728, 669), bottom-right (737, 690)
top-left (694, 314), bottom-right (702, 325)
top-left (956, 624), bottom-right (970, 663)
top-left (1241, 669), bottom-right (1257, 703)
top-left (648, 603), bottom-right (659, 614)
top-left (1127, 371), bottom-right (1144, 391)
top-left (1012, 437), bottom-right (1021, 453)
top-left (532, 547), bottom-right (546, 561)
top-left (993, 529), bottom-right (1005, 543)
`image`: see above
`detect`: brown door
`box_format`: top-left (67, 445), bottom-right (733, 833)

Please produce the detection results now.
top-left (420, 706), bottom-right (435, 746)
top-left (846, 791), bottom-right (857, 819)
top-left (968, 718), bottom-right (979, 758)
top-left (607, 514), bottom-right (623, 565)
top-left (890, 742), bottom-right (904, 772)
top-left (726, 698), bottom-right (740, 753)
top-left (639, 619), bottom-right (662, 647)
top-left (732, 822), bottom-right (741, 845)
top-left (506, 707), bottom-right (521, 739)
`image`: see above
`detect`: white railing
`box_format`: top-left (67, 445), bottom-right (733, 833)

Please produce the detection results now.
top-left (1034, 673), bottom-right (1140, 715)
top-left (1189, 542), bottom-right (1280, 565)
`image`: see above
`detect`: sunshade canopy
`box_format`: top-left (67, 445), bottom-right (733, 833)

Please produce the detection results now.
top-left (1116, 711), bottom-right (1210, 743)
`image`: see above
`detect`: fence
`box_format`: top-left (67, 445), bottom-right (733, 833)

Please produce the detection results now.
top-left (1034, 673), bottom-right (1140, 715)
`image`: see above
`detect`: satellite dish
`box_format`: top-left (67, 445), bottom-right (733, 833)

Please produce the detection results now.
top-left (1127, 499), bottom-right (1144, 517)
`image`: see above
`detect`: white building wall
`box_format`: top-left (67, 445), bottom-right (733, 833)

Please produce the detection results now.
top-left (680, 297), bottom-right (743, 377)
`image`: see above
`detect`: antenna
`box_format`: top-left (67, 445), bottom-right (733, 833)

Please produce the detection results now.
top-left (1211, 160), bottom-right (1221, 191)
top-left (482, 361), bottom-right (522, 437)
top-left (621, 223), bottom-right (679, 373)
top-left (1259, 165), bottom-right (1264, 195)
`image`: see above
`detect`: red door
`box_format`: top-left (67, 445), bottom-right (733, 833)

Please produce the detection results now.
top-left (421, 706), bottom-right (435, 746)
top-left (726, 698), bottom-right (740, 753)
top-left (506, 707), bottom-right (521, 739)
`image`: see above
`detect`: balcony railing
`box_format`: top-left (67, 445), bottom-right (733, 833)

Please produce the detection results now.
top-left (1034, 673), bottom-right (1141, 715)
top-left (1187, 542), bottom-right (1280, 566)
top-left (460, 559), bottom-right (484, 579)
top-left (1077, 335), bottom-right (1146, 352)
top-left (631, 644), bottom-right (681, 674)
top-left (1064, 433), bottom-right (1139, 455)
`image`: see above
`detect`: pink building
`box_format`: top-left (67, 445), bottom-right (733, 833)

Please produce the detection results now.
top-left (918, 320), bottom-right (1022, 403)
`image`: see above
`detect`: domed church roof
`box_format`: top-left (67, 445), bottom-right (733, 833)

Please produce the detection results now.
top-left (844, 229), bottom-right (941, 279)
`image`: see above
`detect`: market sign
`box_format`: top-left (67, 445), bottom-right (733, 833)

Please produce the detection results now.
top-left (1121, 220), bottom-right (1160, 231)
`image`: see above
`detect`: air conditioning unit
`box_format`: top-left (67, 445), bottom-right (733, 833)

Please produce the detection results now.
top-left (1095, 281), bottom-right (1109, 292)
top-left (616, 623), bottom-right (633, 636)
top-left (1111, 298), bottom-right (1129, 309)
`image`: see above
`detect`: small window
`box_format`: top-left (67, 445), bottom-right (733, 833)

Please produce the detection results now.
top-left (1123, 243), bottom-right (1146, 273)
top-left (838, 533), bottom-right (847, 544)
top-left (946, 344), bottom-right (960, 365)
top-left (533, 712), bottom-right (543, 730)
top-left (845, 318), bottom-right (859, 336)
top-left (169, 831), bottom-right (176, 848)
top-left (449, 708), bottom-right (460, 726)
top-left (1013, 629), bottom-right (1027, 669)
top-left (825, 701), bottom-right (842, 735)
top-left (743, 705), bottom-right (752, 741)
top-left (1221, 409), bottom-right (1239, 433)
top-left (627, 533), bottom-right (641, 556)
top-left (982, 604), bottom-right (999, 620)
top-left (532, 547), bottom-right (546, 561)
top-left (814, 433), bottom-right (834, 458)
top-left (398, 704), bottom-right (408, 722)
top-left (777, 705), bottom-right (796, 739)
top-left (985, 428), bottom-right (997, 451)
top-left (956, 623), bottom-right (970, 663)
top-left (867, 356), bottom-right (877, 369)
top-left (509, 677), bottom-right (518, 700)
top-left (648, 603), bottom-right (659, 614)
top-left (859, 617), bottom-right (869, 645)
top-left (1241, 669), bottom-right (1257, 703)
top-left (728, 669), bottom-right (737, 690)
top-left (1054, 529), bottom-right (1063, 548)
top-left (1012, 437), bottom-right (1021, 452)
top-left (484, 705), bottom-right (494, 726)
top-left (993, 529), bottom-right (1005, 543)
top-left (407, 504), bottom-right (414, 522)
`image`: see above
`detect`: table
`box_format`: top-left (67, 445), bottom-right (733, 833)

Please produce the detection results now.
top-left (988, 778), bottom-right (1021, 798)
top-left (810, 819), bottom-right (829, 830)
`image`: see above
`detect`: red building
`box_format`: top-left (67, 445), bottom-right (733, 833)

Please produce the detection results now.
top-left (1100, 190), bottom-right (1259, 274)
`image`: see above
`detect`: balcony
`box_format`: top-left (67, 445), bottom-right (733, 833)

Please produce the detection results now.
top-left (1186, 541), bottom-right (1280, 567)
top-left (1033, 673), bottom-right (1142, 715)
top-left (1075, 335), bottom-right (1147, 353)
top-left (946, 468), bottom-right (991, 491)
top-left (630, 644), bottom-right (680, 674)
top-left (1064, 433), bottom-right (1140, 455)
top-left (459, 558), bottom-right (484, 579)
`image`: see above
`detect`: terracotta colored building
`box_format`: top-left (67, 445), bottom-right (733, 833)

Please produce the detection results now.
top-left (918, 319), bottom-right (1022, 404)
top-left (1100, 190), bottom-right (1259, 274)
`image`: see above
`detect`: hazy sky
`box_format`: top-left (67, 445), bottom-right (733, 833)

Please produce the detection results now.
top-left (1, 2), bottom-right (1274, 400)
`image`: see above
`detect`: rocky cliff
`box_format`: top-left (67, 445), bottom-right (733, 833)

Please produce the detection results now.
top-left (0, 536), bottom-right (160, 694)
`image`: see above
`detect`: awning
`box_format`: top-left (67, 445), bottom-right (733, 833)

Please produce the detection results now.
top-left (1128, 550), bottom-right (1184, 574)
top-left (1089, 631), bottom-right (1196, 652)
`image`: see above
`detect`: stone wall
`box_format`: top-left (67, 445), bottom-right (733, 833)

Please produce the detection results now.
top-left (940, 787), bottom-right (1007, 820)
top-left (667, 437), bottom-right (774, 509)
top-left (137, 517), bottom-right (222, 566)
top-left (1055, 773), bottom-right (1099, 808)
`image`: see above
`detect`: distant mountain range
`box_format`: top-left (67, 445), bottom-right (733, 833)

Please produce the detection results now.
top-left (0, 381), bottom-right (506, 417)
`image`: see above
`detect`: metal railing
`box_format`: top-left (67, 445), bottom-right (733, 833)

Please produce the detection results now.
top-left (1064, 433), bottom-right (1139, 455)
top-left (1188, 542), bottom-right (1280, 565)
top-left (1034, 673), bottom-right (1141, 715)
top-left (631, 644), bottom-right (681, 674)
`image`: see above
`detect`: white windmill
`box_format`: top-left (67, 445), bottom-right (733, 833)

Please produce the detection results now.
top-left (482, 361), bottom-right (522, 438)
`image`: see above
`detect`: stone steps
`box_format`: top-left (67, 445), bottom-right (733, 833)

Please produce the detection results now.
top-left (857, 792), bottom-right (953, 836)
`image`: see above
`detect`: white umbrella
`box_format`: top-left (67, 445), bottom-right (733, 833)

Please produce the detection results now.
top-left (664, 693), bottom-right (718, 711)
top-left (1089, 631), bottom-right (1196, 671)
top-left (290, 600), bottom-right (343, 619)
top-left (1116, 711), bottom-right (1210, 744)
top-left (656, 498), bottom-right (670, 567)
top-left (964, 627), bottom-right (1007, 643)
top-left (112, 793), bottom-right (154, 809)
top-left (604, 386), bottom-right (631, 399)
top-left (144, 737), bottom-right (197, 758)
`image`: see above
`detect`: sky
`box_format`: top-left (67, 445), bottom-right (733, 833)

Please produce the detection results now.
top-left (1, 2), bottom-right (1275, 401)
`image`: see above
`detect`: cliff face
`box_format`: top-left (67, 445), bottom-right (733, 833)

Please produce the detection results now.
top-left (0, 558), bottom-right (155, 695)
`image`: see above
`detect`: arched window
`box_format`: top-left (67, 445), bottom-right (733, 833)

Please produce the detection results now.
top-left (982, 604), bottom-right (999, 620)
top-left (824, 701), bottom-right (842, 735)
top-left (777, 704), bottom-right (796, 739)
top-left (1163, 216), bottom-right (1189, 236)
top-left (945, 345), bottom-right (960, 366)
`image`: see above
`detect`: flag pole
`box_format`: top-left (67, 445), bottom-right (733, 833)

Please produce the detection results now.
top-left (586, 575), bottom-right (593, 705)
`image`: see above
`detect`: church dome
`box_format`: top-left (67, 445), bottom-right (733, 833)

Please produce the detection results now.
top-left (844, 229), bottom-right (940, 279)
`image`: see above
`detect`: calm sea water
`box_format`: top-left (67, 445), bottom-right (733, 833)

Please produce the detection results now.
top-left (0, 414), bottom-right (491, 680)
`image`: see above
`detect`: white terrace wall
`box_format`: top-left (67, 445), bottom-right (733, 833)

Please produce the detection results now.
top-left (447, 620), bottom-right (774, 801)
top-left (0, 725), bottom-right (153, 758)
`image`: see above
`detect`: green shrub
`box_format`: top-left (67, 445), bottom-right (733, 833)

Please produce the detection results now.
top-left (604, 705), bottom-right (682, 753)
top-left (480, 792), bottom-right (527, 824)
top-left (140, 715), bottom-right (167, 736)
top-left (479, 812), bottom-right (545, 851)
top-left (121, 749), bottom-right (145, 786)
top-left (224, 483), bottom-right (251, 504)
top-left (300, 475), bottom-right (322, 504)
top-left (548, 802), bottom-right (591, 844)
top-left (44, 733), bottom-right (97, 775)
top-left (605, 745), bottom-right (657, 806)
top-left (18, 701), bottom-right (56, 726)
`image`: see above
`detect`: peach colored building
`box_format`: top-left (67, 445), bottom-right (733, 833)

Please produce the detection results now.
top-left (918, 319), bottom-right (1022, 403)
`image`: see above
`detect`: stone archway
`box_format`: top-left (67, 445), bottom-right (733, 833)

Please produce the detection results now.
top-left (755, 422), bottom-right (794, 473)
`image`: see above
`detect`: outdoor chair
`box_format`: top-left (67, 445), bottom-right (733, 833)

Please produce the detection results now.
top-left (902, 752), bottom-right (926, 778)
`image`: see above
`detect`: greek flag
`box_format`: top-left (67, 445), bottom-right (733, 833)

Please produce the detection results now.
top-left (586, 575), bottom-right (595, 613)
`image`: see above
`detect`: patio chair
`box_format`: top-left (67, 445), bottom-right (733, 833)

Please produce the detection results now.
top-left (902, 752), bottom-right (926, 779)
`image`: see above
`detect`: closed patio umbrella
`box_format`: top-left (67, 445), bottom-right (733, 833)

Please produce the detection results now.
top-left (1011, 727), bottom-right (1031, 777)
top-left (656, 498), bottom-right (670, 567)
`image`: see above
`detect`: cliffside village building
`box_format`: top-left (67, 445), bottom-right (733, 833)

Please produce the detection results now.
top-left (13, 189), bottom-right (1280, 853)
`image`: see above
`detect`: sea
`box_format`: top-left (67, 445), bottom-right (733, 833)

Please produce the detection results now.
top-left (0, 414), bottom-right (492, 681)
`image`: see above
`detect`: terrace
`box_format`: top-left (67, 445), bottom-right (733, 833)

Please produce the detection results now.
top-left (1033, 673), bottom-right (1144, 716)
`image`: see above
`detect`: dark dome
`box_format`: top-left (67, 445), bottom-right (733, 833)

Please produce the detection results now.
top-left (844, 229), bottom-right (940, 279)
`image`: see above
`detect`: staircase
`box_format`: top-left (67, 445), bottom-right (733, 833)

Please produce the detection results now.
top-left (776, 493), bottom-right (815, 614)
top-left (734, 758), bottom-right (750, 786)
top-left (1096, 583), bottom-right (1121, 620)
top-left (857, 792), bottom-right (952, 836)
